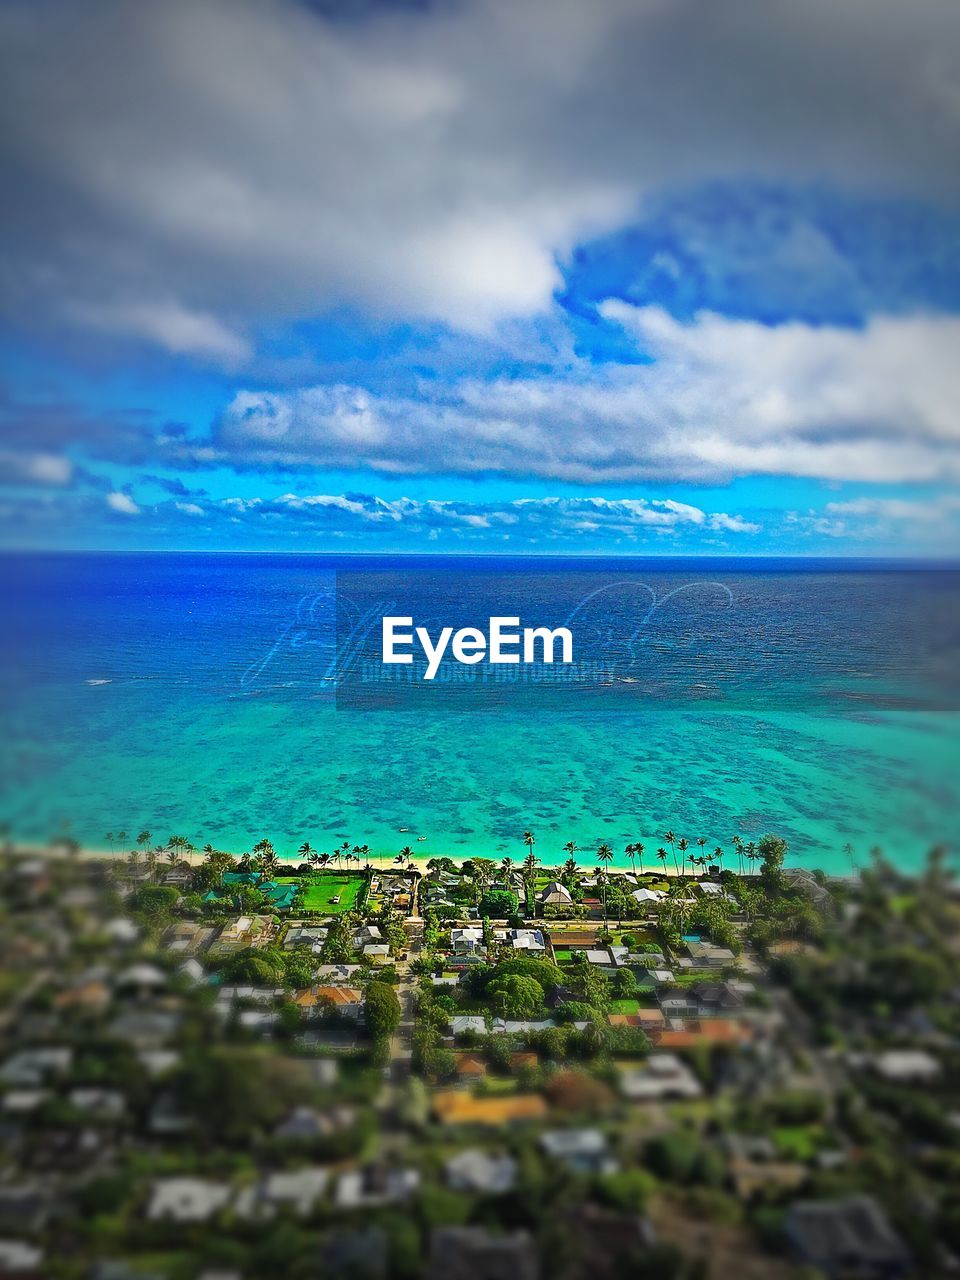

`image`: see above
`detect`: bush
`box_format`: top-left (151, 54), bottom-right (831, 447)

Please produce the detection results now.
top-left (479, 888), bottom-right (519, 918)
top-left (487, 974), bottom-right (544, 1019)
top-left (365, 981), bottom-right (401, 1038)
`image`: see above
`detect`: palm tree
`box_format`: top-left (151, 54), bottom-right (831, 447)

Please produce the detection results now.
top-left (318, 852), bottom-right (331, 869)
top-left (360, 844), bottom-right (370, 868)
top-left (137, 829), bottom-right (152, 851)
top-left (745, 841), bottom-right (758, 876)
top-left (298, 841), bottom-right (313, 860)
top-left (696, 836), bottom-right (707, 868)
top-left (732, 835), bottom-right (745, 877)
top-left (664, 830), bottom-right (678, 876)
top-left (104, 831), bottom-right (115, 852)
top-left (563, 840), bottom-right (579, 860)
top-left (596, 842), bottom-right (613, 929)
top-left (634, 841), bottom-right (645, 877)
top-left (843, 842), bottom-right (857, 875)
top-left (713, 845), bottom-right (724, 872)
top-left (499, 856), bottom-right (513, 883)
top-left (117, 830), bottom-right (128, 854)
top-left (656, 846), bottom-right (669, 876)
top-left (145, 848), bottom-right (159, 882)
top-left (677, 837), bottom-right (689, 879)
top-left (522, 830), bottom-right (536, 862)
top-left (624, 842), bottom-right (637, 878)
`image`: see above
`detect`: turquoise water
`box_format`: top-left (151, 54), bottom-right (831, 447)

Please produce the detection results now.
top-left (1, 554), bottom-right (958, 874)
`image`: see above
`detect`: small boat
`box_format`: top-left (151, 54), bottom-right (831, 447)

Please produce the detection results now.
top-left (417, 836), bottom-right (427, 842)
top-left (399, 827), bottom-right (410, 832)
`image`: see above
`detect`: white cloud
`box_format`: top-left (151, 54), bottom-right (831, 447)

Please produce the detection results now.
top-left (2, 0), bottom-right (960, 348)
top-left (174, 500), bottom-right (204, 515)
top-left (216, 308), bottom-right (960, 484)
top-left (106, 491), bottom-right (140, 515)
top-left (0, 450), bottom-right (73, 486)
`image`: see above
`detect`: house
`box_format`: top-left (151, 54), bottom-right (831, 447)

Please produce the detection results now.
top-left (507, 929), bottom-right (546, 954)
top-left (784, 1195), bottom-right (911, 1278)
top-left (540, 1129), bottom-right (617, 1175)
top-left (617, 1055), bottom-right (702, 1101)
top-left (453, 1053), bottom-right (488, 1083)
top-left (433, 1092), bottom-right (548, 1127)
top-left (538, 881), bottom-right (572, 907)
top-left (630, 888), bottom-right (665, 905)
top-left (101, 917), bottom-right (140, 945)
top-left (656, 1019), bottom-right (750, 1050)
top-left (53, 976), bottom-right (111, 1014)
top-left (688, 980), bottom-right (745, 1015)
top-left (147, 1177), bottom-right (232, 1224)
top-left (0, 1240), bottom-right (43, 1276)
top-left (67, 1088), bottom-right (126, 1119)
top-left (137, 1048), bottom-right (181, 1078)
top-left (162, 921), bottom-right (214, 955)
top-left (584, 949), bottom-right (616, 970)
top-left (425, 1227), bottom-right (539, 1280)
top-left (449, 1015), bottom-right (488, 1037)
top-left (115, 963), bottom-right (167, 995)
top-left (296, 985), bottom-right (364, 1019)
top-left (213, 916), bottom-right (273, 952)
top-left (0, 1188), bottom-right (51, 1234)
top-left (451, 927), bottom-right (484, 954)
top-left (274, 1105), bottom-right (355, 1142)
top-left (177, 957), bottom-right (206, 985)
top-left (362, 943), bottom-right (391, 962)
top-left (608, 1007), bottom-right (665, 1033)
top-left (685, 940), bottom-right (736, 968)
top-left (321, 1228), bottom-right (389, 1280)
top-left (353, 924), bottom-right (383, 947)
top-left (0, 1049), bottom-right (72, 1087)
top-left (657, 991), bottom-right (699, 1019)
top-left (334, 1165), bottom-right (419, 1209)
top-left (445, 1149), bottom-right (518, 1194)
top-left (284, 925), bottom-right (328, 951)
top-left (233, 1168), bottom-right (328, 1219)
top-left (869, 1049), bottom-right (940, 1084)
top-left (315, 963), bottom-right (362, 982)
top-left (491, 1018), bottom-right (555, 1034)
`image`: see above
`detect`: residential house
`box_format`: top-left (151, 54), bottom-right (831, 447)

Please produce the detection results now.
top-left (538, 881), bottom-right (572, 907)
top-left (146, 1178), bottom-right (232, 1224)
top-left (233, 1169), bottom-right (328, 1219)
top-left (506, 929), bottom-right (546, 954)
top-left (445, 1150), bottom-right (518, 1195)
top-left (0, 1049), bottom-right (72, 1087)
top-left (274, 1105), bottom-right (355, 1142)
top-left (784, 1195), bottom-right (911, 1278)
top-left (539, 1129), bottom-right (617, 1175)
top-left (617, 1055), bottom-right (702, 1102)
top-left (425, 1227), bottom-right (539, 1280)
top-left (333, 1165), bottom-right (420, 1210)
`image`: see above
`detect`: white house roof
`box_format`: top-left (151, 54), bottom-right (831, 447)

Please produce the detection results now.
top-left (446, 1150), bottom-right (518, 1194)
top-left (147, 1178), bottom-right (232, 1223)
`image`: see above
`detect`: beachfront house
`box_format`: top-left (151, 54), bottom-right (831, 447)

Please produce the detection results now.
top-left (538, 881), bottom-right (573, 907)
top-left (540, 1128), bottom-right (617, 1175)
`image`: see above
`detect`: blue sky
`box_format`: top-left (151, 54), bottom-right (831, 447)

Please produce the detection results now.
top-left (1, 0), bottom-right (958, 556)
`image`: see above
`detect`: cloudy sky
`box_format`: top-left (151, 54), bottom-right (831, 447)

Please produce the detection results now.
top-left (1, 0), bottom-right (959, 555)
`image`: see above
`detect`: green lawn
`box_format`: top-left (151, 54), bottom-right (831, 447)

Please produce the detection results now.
top-left (773, 1125), bottom-right (826, 1162)
top-left (608, 998), bottom-right (642, 1014)
top-left (276, 873), bottom-right (366, 913)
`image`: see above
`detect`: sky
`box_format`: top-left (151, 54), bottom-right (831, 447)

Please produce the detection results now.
top-left (1, 0), bottom-right (959, 556)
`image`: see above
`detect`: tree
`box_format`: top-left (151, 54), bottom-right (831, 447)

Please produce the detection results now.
top-left (136, 829), bottom-right (152, 850)
top-left (479, 887), bottom-right (518, 918)
top-left (664, 829), bottom-right (678, 876)
top-left (487, 973), bottom-right (544, 1019)
top-left (596, 842), bottom-right (613, 926)
top-left (758, 833), bottom-right (788, 895)
top-left (365, 981), bottom-right (401, 1039)
top-left (127, 883), bottom-right (179, 919)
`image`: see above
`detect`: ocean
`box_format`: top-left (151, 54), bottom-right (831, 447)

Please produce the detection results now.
top-left (1, 552), bottom-right (958, 875)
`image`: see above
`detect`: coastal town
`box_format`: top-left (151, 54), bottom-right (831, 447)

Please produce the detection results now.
top-left (0, 832), bottom-right (958, 1279)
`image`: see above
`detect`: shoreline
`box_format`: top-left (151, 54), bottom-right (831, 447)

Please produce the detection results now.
top-left (8, 841), bottom-right (699, 879)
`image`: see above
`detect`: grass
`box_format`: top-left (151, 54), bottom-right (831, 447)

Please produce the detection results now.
top-left (608, 998), bottom-right (642, 1014)
top-left (276, 872), bottom-right (366, 913)
top-left (773, 1125), bottom-right (826, 1162)
top-left (553, 948), bottom-right (577, 963)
